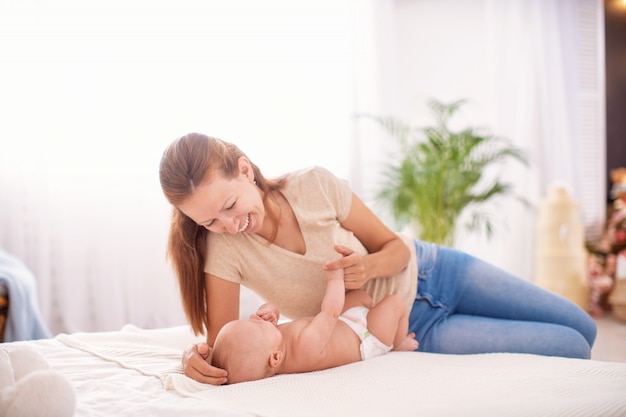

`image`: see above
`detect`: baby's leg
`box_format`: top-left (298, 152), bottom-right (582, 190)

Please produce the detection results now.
top-left (367, 295), bottom-right (418, 351)
top-left (342, 289), bottom-right (373, 312)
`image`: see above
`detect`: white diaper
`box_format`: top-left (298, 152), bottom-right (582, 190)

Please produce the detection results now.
top-left (338, 306), bottom-right (392, 360)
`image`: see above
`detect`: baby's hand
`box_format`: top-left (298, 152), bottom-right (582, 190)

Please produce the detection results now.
top-left (251, 303), bottom-right (279, 325)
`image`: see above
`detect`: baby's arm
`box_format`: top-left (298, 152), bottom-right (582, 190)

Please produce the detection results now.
top-left (251, 302), bottom-right (280, 325)
top-left (295, 268), bottom-right (345, 351)
top-left (319, 268), bottom-right (345, 317)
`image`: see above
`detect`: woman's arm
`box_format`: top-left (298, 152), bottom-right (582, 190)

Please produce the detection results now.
top-left (181, 273), bottom-right (240, 385)
top-left (206, 273), bottom-right (240, 345)
top-left (325, 193), bottom-right (410, 289)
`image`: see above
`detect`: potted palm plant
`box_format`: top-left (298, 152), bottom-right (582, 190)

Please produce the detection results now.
top-left (363, 99), bottom-right (529, 247)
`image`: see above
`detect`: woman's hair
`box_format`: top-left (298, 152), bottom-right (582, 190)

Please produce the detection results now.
top-left (159, 133), bottom-right (283, 335)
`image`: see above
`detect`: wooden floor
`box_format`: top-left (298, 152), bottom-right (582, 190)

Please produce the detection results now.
top-left (591, 311), bottom-right (626, 363)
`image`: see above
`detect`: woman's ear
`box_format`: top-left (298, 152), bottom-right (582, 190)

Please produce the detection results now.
top-left (237, 157), bottom-right (254, 182)
top-left (269, 350), bottom-right (283, 369)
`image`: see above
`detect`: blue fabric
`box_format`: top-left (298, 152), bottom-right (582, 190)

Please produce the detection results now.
top-left (408, 240), bottom-right (597, 359)
top-left (0, 249), bottom-right (51, 342)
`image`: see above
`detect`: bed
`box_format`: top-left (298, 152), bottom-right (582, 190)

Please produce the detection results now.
top-left (3, 324), bottom-right (626, 417)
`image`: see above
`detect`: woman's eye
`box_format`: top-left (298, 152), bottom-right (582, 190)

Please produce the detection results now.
top-left (227, 201), bottom-right (236, 210)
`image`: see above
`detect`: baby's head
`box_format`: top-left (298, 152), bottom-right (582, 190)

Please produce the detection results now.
top-left (212, 318), bottom-right (284, 384)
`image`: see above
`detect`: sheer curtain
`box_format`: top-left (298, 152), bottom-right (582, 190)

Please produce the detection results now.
top-left (484, 0), bottom-right (606, 278)
top-left (351, 0), bottom-right (605, 281)
top-left (0, 0), bottom-right (353, 334)
top-left (0, 0), bottom-right (605, 335)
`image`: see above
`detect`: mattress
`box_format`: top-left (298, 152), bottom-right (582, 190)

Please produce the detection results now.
top-left (4, 324), bottom-right (626, 417)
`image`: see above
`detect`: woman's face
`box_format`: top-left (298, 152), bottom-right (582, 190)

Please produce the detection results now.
top-left (177, 158), bottom-right (265, 234)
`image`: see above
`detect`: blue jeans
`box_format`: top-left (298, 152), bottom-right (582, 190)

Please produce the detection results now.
top-left (408, 240), bottom-right (597, 359)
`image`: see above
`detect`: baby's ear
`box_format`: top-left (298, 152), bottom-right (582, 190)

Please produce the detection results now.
top-left (269, 350), bottom-right (283, 369)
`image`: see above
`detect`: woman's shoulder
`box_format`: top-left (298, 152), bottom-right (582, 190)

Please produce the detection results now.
top-left (282, 166), bottom-right (352, 217)
top-left (283, 166), bottom-right (344, 189)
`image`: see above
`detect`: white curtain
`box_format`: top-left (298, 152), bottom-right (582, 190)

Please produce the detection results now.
top-left (0, 0), bottom-right (354, 334)
top-left (0, 0), bottom-right (605, 335)
top-left (351, 0), bottom-right (605, 281)
top-left (484, 0), bottom-right (606, 278)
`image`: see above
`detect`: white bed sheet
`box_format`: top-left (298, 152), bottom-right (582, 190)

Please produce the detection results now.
top-left (5, 325), bottom-right (626, 417)
top-left (7, 329), bottom-right (249, 417)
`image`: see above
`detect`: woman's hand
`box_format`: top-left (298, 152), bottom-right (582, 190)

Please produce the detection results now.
top-left (324, 244), bottom-right (369, 290)
top-left (182, 342), bottom-right (228, 385)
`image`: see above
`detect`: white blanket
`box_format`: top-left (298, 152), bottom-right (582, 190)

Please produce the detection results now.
top-left (50, 325), bottom-right (626, 417)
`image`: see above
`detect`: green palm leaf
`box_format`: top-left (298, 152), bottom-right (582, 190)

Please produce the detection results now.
top-left (361, 98), bottom-right (529, 246)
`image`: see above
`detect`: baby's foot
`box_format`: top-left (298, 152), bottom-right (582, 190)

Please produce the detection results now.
top-left (395, 333), bottom-right (419, 351)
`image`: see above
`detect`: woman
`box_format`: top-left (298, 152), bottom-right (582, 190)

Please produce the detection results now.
top-left (159, 133), bottom-right (596, 385)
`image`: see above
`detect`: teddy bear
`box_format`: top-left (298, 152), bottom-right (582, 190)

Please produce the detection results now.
top-left (0, 346), bottom-right (76, 417)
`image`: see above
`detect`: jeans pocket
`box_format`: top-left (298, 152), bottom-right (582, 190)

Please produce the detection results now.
top-left (414, 240), bottom-right (437, 282)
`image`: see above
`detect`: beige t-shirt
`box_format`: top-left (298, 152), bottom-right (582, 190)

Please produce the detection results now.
top-left (205, 166), bottom-right (418, 319)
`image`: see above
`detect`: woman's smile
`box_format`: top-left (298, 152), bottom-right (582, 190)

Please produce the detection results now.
top-left (239, 214), bottom-right (250, 233)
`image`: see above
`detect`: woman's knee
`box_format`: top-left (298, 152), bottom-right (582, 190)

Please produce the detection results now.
top-left (575, 311), bottom-right (597, 348)
top-left (558, 329), bottom-right (592, 359)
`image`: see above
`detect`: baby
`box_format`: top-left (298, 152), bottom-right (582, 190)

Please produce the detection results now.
top-left (211, 268), bottom-right (418, 384)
